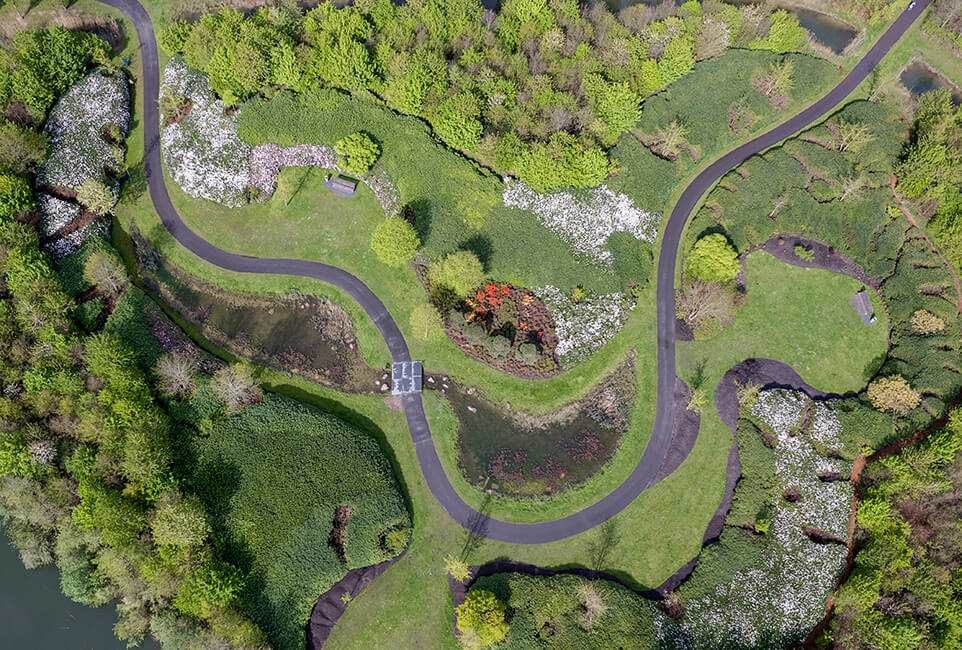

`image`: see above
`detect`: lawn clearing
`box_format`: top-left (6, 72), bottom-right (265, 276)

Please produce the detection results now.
top-left (678, 251), bottom-right (889, 397)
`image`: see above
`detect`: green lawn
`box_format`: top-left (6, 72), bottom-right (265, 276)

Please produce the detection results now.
top-left (118, 155), bottom-right (652, 415)
top-left (677, 251), bottom-right (889, 396)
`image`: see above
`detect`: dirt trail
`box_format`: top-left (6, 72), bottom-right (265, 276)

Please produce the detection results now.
top-left (890, 174), bottom-right (962, 313)
top-left (801, 392), bottom-right (962, 647)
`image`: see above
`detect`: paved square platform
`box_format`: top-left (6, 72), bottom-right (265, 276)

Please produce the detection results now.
top-left (392, 361), bottom-right (423, 395)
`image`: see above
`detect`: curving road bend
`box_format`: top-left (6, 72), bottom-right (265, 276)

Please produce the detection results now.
top-left (100, 0), bottom-right (928, 544)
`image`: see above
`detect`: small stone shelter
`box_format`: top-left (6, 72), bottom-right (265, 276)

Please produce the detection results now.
top-left (324, 175), bottom-right (357, 198)
top-left (851, 290), bottom-right (877, 326)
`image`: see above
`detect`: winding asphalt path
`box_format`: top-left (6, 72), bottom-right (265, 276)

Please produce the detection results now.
top-left (100, 0), bottom-right (928, 544)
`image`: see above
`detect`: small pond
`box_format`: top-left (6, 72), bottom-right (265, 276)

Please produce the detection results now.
top-left (130, 230), bottom-right (383, 393)
top-left (791, 5), bottom-right (857, 54)
top-left (900, 61), bottom-right (962, 105)
top-left (629, 0), bottom-right (858, 54)
top-left (0, 526), bottom-right (158, 649)
top-left (449, 357), bottom-right (635, 497)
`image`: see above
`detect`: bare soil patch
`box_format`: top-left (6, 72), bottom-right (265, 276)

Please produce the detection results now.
top-left (328, 505), bottom-right (352, 564)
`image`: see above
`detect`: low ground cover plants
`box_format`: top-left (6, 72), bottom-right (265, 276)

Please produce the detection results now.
top-left (438, 277), bottom-right (562, 378)
top-left (466, 572), bottom-right (657, 648)
top-left (37, 67), bottom-right (130, 198)
top-left (682, 100), bottom-right (962, 433)
top-left (897, 89), bottom-right (962, 273)
top-left (182, 393), bottom-right (411, 650)
top-left (655, 389), bottom-right (853, 648)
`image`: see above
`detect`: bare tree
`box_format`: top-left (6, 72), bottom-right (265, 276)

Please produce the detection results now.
top-left (676, 279), bottom-right (735, 328)
top-left (154, 353), bottom-right (199, 400)
top-left (650, 121), bottom-right (689, 159)
top-left (839, 170), bottom-right (869, 202)
top-left (769, 195), bottom-right (787, 219)
top-left (757, 60), bottom-right (794, 99)
top-left (210, 364), bottom-right (262, 414)
top-left (83, 251), bottom-right (129, 298)
top-left (832, 120), bottom-right (873, 153)
top-left (575, 581), bottom-right (610, 630)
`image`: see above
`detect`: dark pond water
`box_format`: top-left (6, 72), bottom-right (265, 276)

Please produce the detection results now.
top-left (791, 5), bottom-right (857, 54)
top-left (447, 356), bottom-right (635, 497)
top-left (612, 0), bottom-right (857, 53)
top-left (450, 386), bottom-right (623, 497)
top-left (130, 229), bottom-right (382, 392)
top-left (0, 527), bottom-right (142, 650)
top-left (900, 61), bottom-right (962, 105)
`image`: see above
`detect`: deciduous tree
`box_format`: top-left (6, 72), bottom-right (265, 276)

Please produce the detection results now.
top-left (370, 217), bottom-right (419, 266)
top-left (428, 251), bottom-right (485, 296)
top-left (410, 303), bottom-right (442, 341)
top-left (77, 179), bottom-right (116, 216)
top-left (456, 589), bottom-right (509, 648)
top-left (685, 233), bottom-right (740, 282)
top-left (83, 251), bottom-right (128, 298)
top-left (868, 375), bottom-right (921, 415)
top-left (334, 132), bottom-right (380, 177)
top-left (154, 353), bottom-right (199, 400)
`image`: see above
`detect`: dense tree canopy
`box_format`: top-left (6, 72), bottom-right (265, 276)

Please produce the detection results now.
top-left (159, 1), bottom-right (808, 190)
top-left (897, 89), bottom-right (962, 271)
top-left (0, 26), bottom-right (111, 113)
top-left (428, 250), bottom-right (486, 296)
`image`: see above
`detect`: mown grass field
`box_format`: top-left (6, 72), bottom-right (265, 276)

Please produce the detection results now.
top-left (677, 251), bottom-right (889, 398)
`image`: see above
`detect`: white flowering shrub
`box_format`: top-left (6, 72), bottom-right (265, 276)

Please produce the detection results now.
top-left (37, 68), bottom-right (130, 196)
top-left (45, 220), bottom-right (109, 259)
top-left (537, 285), bottom-right (634, 366)
top-left (655, 390), bottom-right (852, 648)
top-left (160, 57), bottom-right (252, 206)
top-left (503, 180), bottom-right (659, 267)
top-left (250, 143), bottom-right (400, 216)
top-left (37, 194), bottom-right (81, 239)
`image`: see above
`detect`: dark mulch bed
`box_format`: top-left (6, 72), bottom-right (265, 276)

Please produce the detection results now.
top-left (647, 377), bottom-right (701, 488)
top-left (306, 543), bottom-right (409, 650)
top-left (748, 233), bottom-right (881, 291)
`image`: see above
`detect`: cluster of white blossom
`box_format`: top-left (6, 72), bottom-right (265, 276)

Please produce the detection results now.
top-left (249, 144), bottom-right (400, 216)
top-left (656, 390), bottom-right (852, 648)
top-left (502, 180), bottom-right (659, 266)
top-left (537, 285), bottom-right (634, 366)
top-left (44, 220), bottom-right (109, 259)
top-left (36, 68), bottom-right (130, 195)
top-left (36, 195), bottom-right (81, 239)
top-left (160, 57), bottom-right (251, 206)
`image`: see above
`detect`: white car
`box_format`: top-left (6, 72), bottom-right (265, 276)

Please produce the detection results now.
top-left (908, 1), bottom-right (916, 8)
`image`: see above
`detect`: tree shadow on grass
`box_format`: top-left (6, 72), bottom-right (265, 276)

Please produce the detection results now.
top-left (460, 234), bottom-right (493, 272)
top-left (460, 491), bottom-right (492, 561)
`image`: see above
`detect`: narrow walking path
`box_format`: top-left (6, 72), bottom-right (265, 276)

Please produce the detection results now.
top-left (98, 0), bottom-right (931, 546)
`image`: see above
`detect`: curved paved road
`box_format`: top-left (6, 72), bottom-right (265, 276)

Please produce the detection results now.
top-left (100, 0), bottom-right (928, 544)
